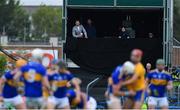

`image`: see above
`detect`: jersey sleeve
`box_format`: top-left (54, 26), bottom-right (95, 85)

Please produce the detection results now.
top-left (3, 72), bottom-right (13, 80)
top-left (112, 74), bottom-right (119, 85)
top-left (67, 89), bottom-right (76, 98)
top-left (67, 73), bottom-right (74, 81)
top-left (40, 65), bottom-right (47, 77)
top-left (111, 66), bottom-right (121, 85)
top-left (147, 73), bottom-right (152, 80)
top-left (166, 74), bottom-right (173, 81)
top-left (20, 65), bottom-right (26, 73)
top-left (48, 74), bottom-right (54, 81)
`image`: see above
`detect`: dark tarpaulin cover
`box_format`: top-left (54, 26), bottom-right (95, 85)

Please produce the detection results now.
top-left (65, 37), bottom-right (163, 74)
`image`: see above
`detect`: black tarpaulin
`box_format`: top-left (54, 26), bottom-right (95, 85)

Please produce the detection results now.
top-left (65, 38), bottom-right (163, 74)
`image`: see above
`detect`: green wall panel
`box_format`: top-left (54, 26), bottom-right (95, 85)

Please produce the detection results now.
top-left (68, 0), bottom-right (114, 6)
top-left (117, 0), bottom-right (163, 6)
top-left (67, 0), bottom-right (163, 7)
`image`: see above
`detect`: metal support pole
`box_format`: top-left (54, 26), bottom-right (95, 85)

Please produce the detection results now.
top-left (178, 85), bottom-right (180, 106)
top-left (86, 77), bottom-right (100, 99)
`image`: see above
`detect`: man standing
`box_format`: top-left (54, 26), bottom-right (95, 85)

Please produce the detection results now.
top-left (121, 49), bottom-right (146, 109)
top-left (146, 63), bottom-right (152, 73)
top-left (0, 59), bottom-right (27, 109)
top-left (14, 48), bottom-right (50, 109)
top-left (72, 20), bottom-right (87, 38)
top-left (146, 59), bottom-right (173, 110)
top-left (47, 60), bottom-right (75, 109)
top-left (85, 19), bottom-right (96, 38)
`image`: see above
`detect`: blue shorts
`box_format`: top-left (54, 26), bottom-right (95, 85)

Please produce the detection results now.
top-left (133, 90), bottom-right (145, 102)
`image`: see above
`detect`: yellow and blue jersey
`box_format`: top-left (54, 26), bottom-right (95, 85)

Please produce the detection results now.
top-left (48, 72), bottom-right (73, 98)
top-left (147, 70), bottom-right (172, 97)
top-left (67, 89), bottom-right (84, 109)
top-left (21, 61), bottom-right (46, 98)
top-left (2, 71), bottom-right (18, 98)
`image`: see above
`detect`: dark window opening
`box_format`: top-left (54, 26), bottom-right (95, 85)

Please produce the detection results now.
top-left (67, 9), bottom-right (163, 38)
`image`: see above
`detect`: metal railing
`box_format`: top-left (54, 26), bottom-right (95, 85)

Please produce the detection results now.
top-left (86, 77), bottom-right (100, 99)
top-left (167, 82), bottom-right (180, 107)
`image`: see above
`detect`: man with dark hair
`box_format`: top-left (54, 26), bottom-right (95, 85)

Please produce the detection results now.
top-left (47, 60), bottom-right (78, 109)
top-left (72, 20), bottom-right (87, 38)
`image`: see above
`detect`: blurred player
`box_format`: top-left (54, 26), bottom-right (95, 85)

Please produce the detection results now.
top-left (14, 48), bottom-right (50, 109)
top-left (0, 59), bottom-right (27, 109)
top-left (67, 78), bottom-right (97, 110)
top-left (121, 49), bottom-right (146, 109)
top-left (43, 59), bottom-right (59, 96)
top-left (105, 61), bottom-right (136, 109)
top-left (66, 78), bottom-right (87, 109)
top-left (146, 59), bottom-right (173, 110)
top-left (47, 60), bottom-right (75, 109)
top-left (48, 59), bottom-right (59, 75)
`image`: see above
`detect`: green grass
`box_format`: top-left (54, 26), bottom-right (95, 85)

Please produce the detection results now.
top-left (173, 81), bottom-right (180, 87)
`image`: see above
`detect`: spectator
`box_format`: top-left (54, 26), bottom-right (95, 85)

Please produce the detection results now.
top-left (118, 27), bottom-right (130, 39)
top-left (72, 20), bottom-right (87, 38)
top-left (148, 33), bottom-right (154, 38)
top-left (85, 19), bottom-right (96, 38)
top-left (146, 63), bottom-right (152, 73)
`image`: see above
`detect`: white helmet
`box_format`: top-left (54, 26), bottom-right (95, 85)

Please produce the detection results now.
top-left (122, 61), bottom-right (135, 75)
top-left (31, 48), bottom-right (44, 60)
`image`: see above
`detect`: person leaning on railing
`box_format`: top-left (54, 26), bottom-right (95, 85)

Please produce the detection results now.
top-left (72, 20), bottom-right (88, 38)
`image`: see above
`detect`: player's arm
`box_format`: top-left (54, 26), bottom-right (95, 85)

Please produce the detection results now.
top-left (41, 70), bottom-right (50, 94)
top-left (105, 77), bottom-right (112, 98)
top-left (71, 78), bottom-right (82, 103)
top-left (166, 75), bottom-right (173, 90)
top-left (0, 78), bottom-right (5, 93)
top-left (166, 80), bottom-right (173, 90)
top-left (121, 73), bottom-right (139, 86)
top-left (42, 76), bottom-right (51, 91)
top-left (0, 77), bottom-right (6, 102)
top-left (113, 82), bottom-right (122, 96)
top-left (13, 70), bottom-right (22, 80)
top-left (113, 82), bottom-right (135, 96)
top-left (81, 92), bottom-right (87, 109)
top-left (145, 74), bottom-right (151, 94)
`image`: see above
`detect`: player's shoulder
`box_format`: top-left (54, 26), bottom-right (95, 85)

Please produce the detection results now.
top-left (135, 63), bottom-right (145, 73)
top-left (112, 66), bottom-right (121, 74)
top-left (33, 62), bottom-right (46, 71)
top-left (62, 70), bottom-right (72, 76)
top-left (136, 63), bottom-right (145, 69)
top-left (163, 71), bottom-right (171, 76)
top-left (4, 70), bottom-right (11, 74)
top-left (163, 71), bottom-right (170, 74)
top-left (3, 70), bottom-right (13, 79)
top-left (114, 65), bottom-right (122, 72)
top-left (149, 69), bottom-right (157, 73)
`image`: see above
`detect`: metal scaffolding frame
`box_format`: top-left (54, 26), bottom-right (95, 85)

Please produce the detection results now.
top-left (62, 0), bottom-right (174, 66)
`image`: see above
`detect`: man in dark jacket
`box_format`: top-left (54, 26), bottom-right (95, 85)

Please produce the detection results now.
top-left (85, 19), bottom-right (96, 38)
